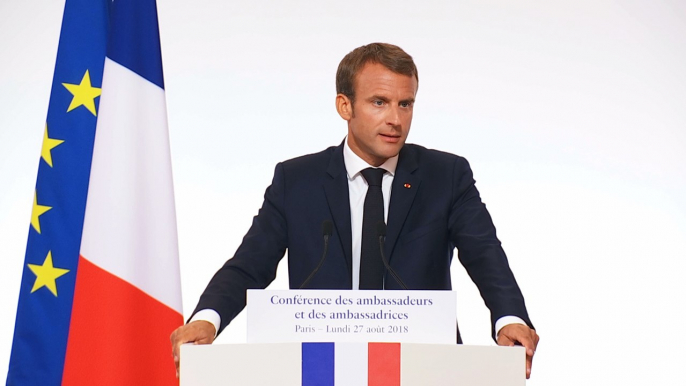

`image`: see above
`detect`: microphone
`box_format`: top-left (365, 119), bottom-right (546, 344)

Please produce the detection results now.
top-left (377, 221), bottom-right (408, 290)
top-left (299, 220), bottom-right (333, 289)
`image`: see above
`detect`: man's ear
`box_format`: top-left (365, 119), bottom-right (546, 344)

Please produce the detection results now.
top-left (336, 94), bottom-right (353, 120)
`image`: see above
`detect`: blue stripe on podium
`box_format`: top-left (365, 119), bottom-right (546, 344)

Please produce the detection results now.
top-left (302, 342), bottom-right (334, 386)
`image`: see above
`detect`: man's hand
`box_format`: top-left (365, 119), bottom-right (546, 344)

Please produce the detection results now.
top-left (497, 324), bottom-right (539, 379)
top-left (170, 320), bottom-right (217, 378)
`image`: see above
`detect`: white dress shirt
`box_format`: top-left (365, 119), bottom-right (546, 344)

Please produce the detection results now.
top-left (343, 137), bottom-right (397, 290)
top-left (192, 138), bottom-right (525, 337)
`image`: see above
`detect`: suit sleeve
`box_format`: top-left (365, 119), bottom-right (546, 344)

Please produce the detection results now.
top-left (448, 157), bottom-right (534, 340)
top-left (190, 163), bottom-right (289, 335)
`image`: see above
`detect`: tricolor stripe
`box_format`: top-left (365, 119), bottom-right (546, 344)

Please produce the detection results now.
top-left (300, 343), bottom-right (401, 386)
top-left (62, 0), bottom-right (182, 383)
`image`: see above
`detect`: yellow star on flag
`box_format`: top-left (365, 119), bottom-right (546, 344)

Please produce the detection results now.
top-left (41, 124), bottom-right (64, 167)
top-left (28, 251), bottom-right (69, 296)
top-left (31, 191), bottom-right (52, 234)
top-left (62, 70), bottom-right (101, 116)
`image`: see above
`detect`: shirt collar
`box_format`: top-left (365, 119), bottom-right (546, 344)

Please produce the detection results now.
top-left (343, 136), bottom-right (398, 179)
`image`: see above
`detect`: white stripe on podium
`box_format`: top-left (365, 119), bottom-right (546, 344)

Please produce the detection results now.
top-left (334, 342), bottom-right (367, 385)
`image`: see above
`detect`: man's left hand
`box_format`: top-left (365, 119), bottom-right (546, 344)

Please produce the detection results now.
top-left (497, 324), bottom-right (539, 379)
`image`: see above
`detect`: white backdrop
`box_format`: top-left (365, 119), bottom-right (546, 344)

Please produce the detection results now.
top-left (1, 1), bottom-right (685, 384)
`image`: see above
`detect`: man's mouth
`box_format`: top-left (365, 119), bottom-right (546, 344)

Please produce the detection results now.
top-left (379, 133), bottom-right (401, 143)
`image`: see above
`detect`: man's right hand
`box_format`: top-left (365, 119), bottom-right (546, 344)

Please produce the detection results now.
top-left (170, 320), bottom-right (217, 378)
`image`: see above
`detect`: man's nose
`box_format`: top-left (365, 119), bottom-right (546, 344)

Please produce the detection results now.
top-left (386, 106), bottom-right (401, 126)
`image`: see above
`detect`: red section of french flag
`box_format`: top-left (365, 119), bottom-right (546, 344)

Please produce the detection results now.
top-left (368, 343), bottom-right (401, 386)
top-left (62, 256), bottom-right (182, 385)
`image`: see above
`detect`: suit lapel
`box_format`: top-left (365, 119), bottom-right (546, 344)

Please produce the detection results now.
top-left (385, 146), bottom-right (420, 262)
top-left (323, 144), bottom-right (353, 283)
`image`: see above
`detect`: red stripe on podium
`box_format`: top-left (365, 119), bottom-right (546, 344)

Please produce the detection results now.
top-left (368, 342), bottom-right (400, 386)
top-left (62, 256), bottom-right (182, 385)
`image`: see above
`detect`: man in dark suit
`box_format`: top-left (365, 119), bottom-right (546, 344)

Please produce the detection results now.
top-left (171, 43), bottom-right (539, 378)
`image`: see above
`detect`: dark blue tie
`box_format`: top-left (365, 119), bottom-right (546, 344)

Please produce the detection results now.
top-left (359, 167), bottom-right (386, 289)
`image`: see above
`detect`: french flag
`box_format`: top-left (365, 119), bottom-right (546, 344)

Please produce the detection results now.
top-left (302, 342), bottom-right (401, 386)
top-left (61, 0), bottom-right (182, 383)
top-left (8, 0), bottom-right (182, 384)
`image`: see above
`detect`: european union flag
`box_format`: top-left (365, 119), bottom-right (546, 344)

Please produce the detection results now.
top-left (7, 0), bottom-right (107, 384)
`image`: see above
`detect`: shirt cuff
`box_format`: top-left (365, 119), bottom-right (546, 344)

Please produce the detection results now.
top-left (495, 315), bottom-right (527, 339)
top-left (189, 309), bottom-right (221, 338)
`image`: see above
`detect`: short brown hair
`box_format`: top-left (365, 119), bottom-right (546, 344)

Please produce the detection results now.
top-left (336, 43), bottom-right (418, 104)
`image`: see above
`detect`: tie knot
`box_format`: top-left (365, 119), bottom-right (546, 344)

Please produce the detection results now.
top-left (361, 168), bottom-right (385, 187)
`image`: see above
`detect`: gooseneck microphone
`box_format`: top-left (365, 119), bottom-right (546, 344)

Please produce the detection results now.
top-left (377, 221), bottom-right (408, 290)
top-left (299, 220), bottom-right (334, 289)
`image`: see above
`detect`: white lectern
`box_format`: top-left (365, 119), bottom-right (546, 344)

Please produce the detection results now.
top-left (181, 290), bottom-right (525, 385)
top-left (180, 342), bottom-right (525, 385)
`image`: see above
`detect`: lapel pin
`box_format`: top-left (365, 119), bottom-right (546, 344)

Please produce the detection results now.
top-left (403, 183), bottom-right (411, 189)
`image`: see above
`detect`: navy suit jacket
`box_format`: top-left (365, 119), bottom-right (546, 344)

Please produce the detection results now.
top-left (193, 142), bottom-right (533, 340)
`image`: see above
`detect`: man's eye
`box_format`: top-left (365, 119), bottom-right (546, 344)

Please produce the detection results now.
top-left (373, 100), bottom-right (384, 106)
top-left (400, 102), bottom-right (412, 108)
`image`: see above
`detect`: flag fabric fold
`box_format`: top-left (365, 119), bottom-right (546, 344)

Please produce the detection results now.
top-left (8, 0), bottom-right (182, 384)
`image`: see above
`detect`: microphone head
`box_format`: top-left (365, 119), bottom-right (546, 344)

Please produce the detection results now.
top-left (322, 220), bottom-right (333, 237)
top-left (376, 221), bottom-right (387, 237)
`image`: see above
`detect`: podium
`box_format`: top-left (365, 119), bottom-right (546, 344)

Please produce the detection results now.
top-left (181, 290), bottom-right (525, 385)
top-left (180, 342), bottom-right (525, 385)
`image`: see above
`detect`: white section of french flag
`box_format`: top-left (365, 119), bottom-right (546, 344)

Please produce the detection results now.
top-left (334, 342), bottom-right (368, 385)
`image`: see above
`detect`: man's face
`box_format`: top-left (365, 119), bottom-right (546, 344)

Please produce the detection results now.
top-left (338, 62), bottom-right (418, 167)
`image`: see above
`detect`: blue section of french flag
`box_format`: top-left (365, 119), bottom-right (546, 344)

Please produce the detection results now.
top-left (106, 0), bottom-right (165, 89)
top-left (302, 343), bottom-right (335, 386)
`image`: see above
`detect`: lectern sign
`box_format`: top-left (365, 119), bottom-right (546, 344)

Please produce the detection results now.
top-left (247, 290), bottom-right (456, 344)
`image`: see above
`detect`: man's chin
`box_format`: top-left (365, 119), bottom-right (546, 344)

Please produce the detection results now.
top-left (375, 146), bottom-right (403, 162)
